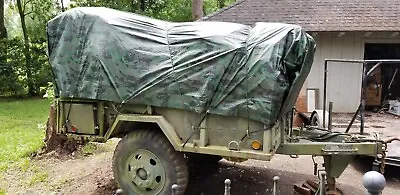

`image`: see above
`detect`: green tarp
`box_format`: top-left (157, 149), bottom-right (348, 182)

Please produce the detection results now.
top-left (47, 7), bottom-right (315, 126)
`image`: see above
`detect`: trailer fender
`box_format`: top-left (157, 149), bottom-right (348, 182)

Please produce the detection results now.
top-left (104, 114), bottom-right (183, 150)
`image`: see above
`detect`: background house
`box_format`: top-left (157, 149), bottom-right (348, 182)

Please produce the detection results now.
top-left (202, 0), bottom-right (400, 113)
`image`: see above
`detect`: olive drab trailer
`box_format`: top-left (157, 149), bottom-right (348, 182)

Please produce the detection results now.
top-left (47, 7), bottom-right (387, 195)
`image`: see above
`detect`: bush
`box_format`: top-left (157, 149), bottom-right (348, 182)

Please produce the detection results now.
top-left (30, 39), bottom-right (53, 96)
top-left (0, 38), bottom-right (52, 97)
top-left (0, 38), bottom-right (25, 96)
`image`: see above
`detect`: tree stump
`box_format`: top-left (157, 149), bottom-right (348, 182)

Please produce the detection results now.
top-left (43, 104), bottom-right (79, 154)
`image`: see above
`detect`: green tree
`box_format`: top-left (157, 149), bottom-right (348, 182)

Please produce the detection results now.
top-left (16, 0), bottom-right (35, 95)
top-left (157, 0), bottom-right (192, 22)
top-left (71, 0), bottom-right (235, 22)
top-left (0, 0), bottom-right (236, 96)
top-left (0, 38), bottom-right (25, 96)
top-left (60, 0), bottom-right (64, 11)
top-left (6, 0), bottom-right (57, 96)
top-left (0, 0), bottom-right (12, 97)
top-left (0, 0), bottom-right (6, 38)
top-left (72, 0), bottom-right (192, 22)
top-left (203, 0), bottom-right (235, 15)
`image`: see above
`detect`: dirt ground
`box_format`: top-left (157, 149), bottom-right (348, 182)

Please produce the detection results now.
top-left (4, 146), bottom-right (400, 194)
top-left (3, 112), bottom-right (400, 195)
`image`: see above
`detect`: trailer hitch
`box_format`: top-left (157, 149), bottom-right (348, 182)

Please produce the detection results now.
top-left (383, 137), bottom-right (400, 144)
top-left (374, 136), bottom-right (400, 173)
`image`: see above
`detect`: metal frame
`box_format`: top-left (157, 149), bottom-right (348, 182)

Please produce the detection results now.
top-left (56, 98), bottom-right (383, 160)
top-left (323, 59), bottom-right (400, 134)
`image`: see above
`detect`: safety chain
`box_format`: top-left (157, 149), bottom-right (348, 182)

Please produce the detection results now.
top-left (380, 143), bottom-right (387, 174)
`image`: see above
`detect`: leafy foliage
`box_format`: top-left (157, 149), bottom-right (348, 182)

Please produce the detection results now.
top-left (6, 0), bottom-right (58, 40)
top-left (29, 39), bottom-right (52, 94)
top-left (204, 0), bottom-right (236, 14)
top-left (1, 0), bottom-right (58, 96)
top-left (0, 37), bottom-right (52, 96)
top-left (70, 0), bottom-right (229, 22)
top-left (41, 82), bottom-right (55, 102)
top-left (0, 38), bottom-right (24, 96)
top-left (1, 0), bottom-right (235, 97)
top-left (25, 0), bottom-right (61, 40)
top-left (71, 0), bottom-right (193, 22)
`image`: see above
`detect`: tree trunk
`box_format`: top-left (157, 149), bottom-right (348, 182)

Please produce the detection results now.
top-left (16, 0), bottom-right (35, 96)
top-left (139, 0), bottom-right (145, 12)
top-left (60, 0), bottom-right (65, 12)
top-left (0, 0), bottom-right (7, 38)
top-left (218, 0), bottom-right (225, 8)
top-left (192, 0), bottom-right (203, 21)
top-left (44, 104), bottom-right (79, 154)
top-left (0, 0), bottom-right (7, 77)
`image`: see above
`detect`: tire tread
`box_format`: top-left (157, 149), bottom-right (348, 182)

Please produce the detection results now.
top-left (112, 130), bottom-right (188, 194)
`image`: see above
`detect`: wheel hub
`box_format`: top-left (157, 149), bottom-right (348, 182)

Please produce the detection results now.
top-left (127, 149), bottom-right (166, 194)
top-left (137, 168), bottom-right (148, 180)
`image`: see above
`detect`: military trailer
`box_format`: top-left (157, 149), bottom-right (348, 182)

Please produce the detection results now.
top-left (47, 7), bottom-right (387, 195)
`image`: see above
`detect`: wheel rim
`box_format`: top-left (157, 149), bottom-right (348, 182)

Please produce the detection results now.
top-left (126, 149), bottom-right (166, 195)
top-left (311, 115), bottom-right (319, 127)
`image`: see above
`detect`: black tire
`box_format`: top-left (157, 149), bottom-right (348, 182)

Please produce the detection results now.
top-left (113, 130), bottom-right (188, 195)
top-left (185, 153), bottom-right (221, 178)
top-left (311, 114), bottom-right (319, 127)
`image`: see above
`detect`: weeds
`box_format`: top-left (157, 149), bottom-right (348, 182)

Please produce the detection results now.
top-left (82, 142), bottom-right (98, 155)
top-left (28, 170), bottom-right (49, 186)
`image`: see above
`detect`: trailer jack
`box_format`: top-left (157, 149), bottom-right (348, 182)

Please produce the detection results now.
top-left (293, 154), bottom-right (351, 195)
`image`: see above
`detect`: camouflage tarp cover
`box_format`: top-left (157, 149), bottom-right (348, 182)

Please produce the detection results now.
top-left (47, 7), bottom-right (315, 126)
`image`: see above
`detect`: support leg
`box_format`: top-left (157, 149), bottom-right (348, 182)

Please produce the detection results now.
top-left (324, 155), bottom-right (337, 192)
top-left (323, 155), bottom-right (352, 194)
top-left (326, 177), bottom-right (336, 192)
top-left (294, 155), bottom-right (352, 195)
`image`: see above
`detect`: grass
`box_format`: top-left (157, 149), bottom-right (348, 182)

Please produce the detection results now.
top-left (0, 98), bottom-right (50, 171)
top-left (82, 142), bottom-right (98, 155)
top-left (28, 169), bottom-right (49, 186)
